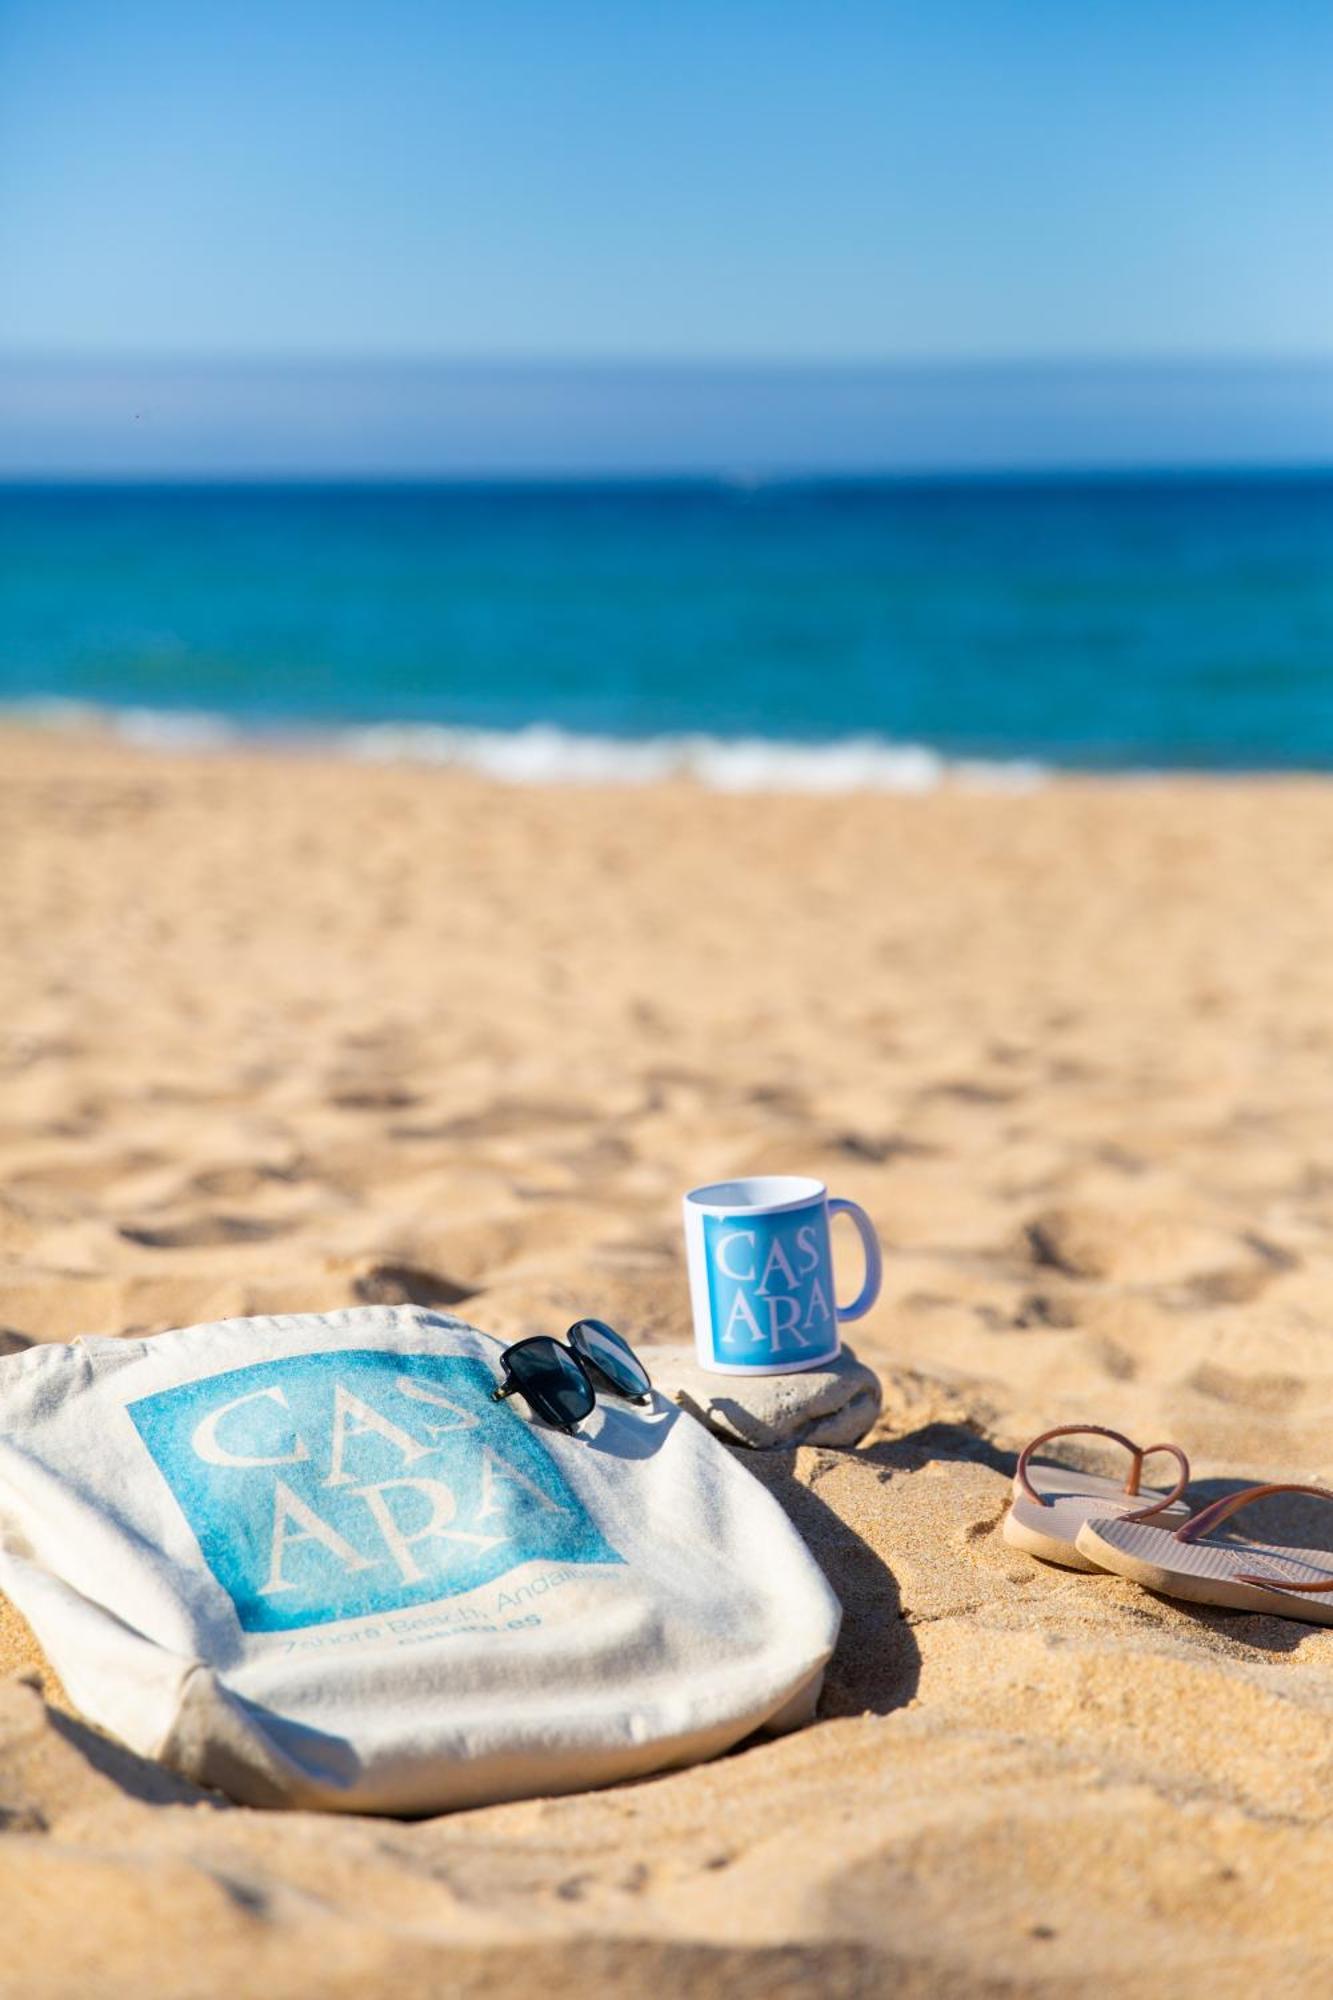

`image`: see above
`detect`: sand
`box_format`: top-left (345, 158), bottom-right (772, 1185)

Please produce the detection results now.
top-left (5, 723), bottom-right (1333, 1996)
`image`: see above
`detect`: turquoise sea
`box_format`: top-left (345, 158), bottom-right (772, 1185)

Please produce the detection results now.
top-left (3, 475), bottom-right (1333, 785)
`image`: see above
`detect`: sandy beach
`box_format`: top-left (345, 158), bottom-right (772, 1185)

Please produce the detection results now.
top-left (6, 722), bottom-right (1333, 1995)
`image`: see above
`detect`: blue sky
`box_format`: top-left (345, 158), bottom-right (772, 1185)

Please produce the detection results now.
top-left (2, 0), bottom-right (1330, 363)
top-left (1, 3), bottom-right (1330, 470)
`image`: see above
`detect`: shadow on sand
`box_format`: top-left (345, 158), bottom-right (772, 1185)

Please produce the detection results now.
top-left (731, 1424), bottom-right (1015, 1721)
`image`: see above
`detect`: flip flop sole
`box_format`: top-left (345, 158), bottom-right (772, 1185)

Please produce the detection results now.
top-left (1004, 1505), bottom-right (1106, 1571)
top-left (1076, 1516), bottom-right (1333, 1624)
top-left (1005, 1468), bottom-right (1191, 1571)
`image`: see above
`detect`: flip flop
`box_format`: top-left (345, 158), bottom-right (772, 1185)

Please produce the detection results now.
top-left (1077, 1483), bottom-right (1333, 1623)
top-left (1004, 1423), bottom-right (1192, 1571)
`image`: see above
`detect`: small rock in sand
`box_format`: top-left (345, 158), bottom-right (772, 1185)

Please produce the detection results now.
top-left (645, 1342), bottom-right (882, 1449)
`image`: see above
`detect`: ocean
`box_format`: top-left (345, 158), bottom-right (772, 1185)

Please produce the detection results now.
top-left (3, 475), bottom-right (1332, 788)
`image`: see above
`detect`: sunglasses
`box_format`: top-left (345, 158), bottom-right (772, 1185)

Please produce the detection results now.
top-left (490, 1319), bottom-right (653, 1434)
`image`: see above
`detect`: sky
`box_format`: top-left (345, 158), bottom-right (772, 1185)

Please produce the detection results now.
top-left (1, 1), bottom-right (1331, 470)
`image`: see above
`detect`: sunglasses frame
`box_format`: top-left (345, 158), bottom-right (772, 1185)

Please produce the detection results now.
top-left (490, 1321), bottom-right (653, 1434)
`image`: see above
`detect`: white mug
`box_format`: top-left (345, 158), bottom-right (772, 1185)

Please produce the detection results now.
top-left (682, 1175), bottom-right (882, 1376)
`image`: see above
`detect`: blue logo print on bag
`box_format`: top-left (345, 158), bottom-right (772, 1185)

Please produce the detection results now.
top-left (128, 1348), bottom-right (620, 1633)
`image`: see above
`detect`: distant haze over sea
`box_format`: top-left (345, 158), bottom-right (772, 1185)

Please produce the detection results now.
top-left (2, 357), bottom-right (1332, 478)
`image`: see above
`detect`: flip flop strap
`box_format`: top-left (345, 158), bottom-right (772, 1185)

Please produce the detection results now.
top-left (1175, 1482), bottom-right (1333, 1592)
top-left (1015, 1424), bottom-right (1190, 1518)
top-left (1121, 1443), bottom-right (1192, 1522)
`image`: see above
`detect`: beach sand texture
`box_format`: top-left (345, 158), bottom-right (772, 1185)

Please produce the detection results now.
top-left (5, 725), bottom-right (1333, 1995)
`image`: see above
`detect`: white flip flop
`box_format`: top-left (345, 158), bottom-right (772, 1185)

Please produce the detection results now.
top-left (1077, 1482), bottom-right (1333, 1623)
top-left (1004, 1423), bottom-right (1192, 1571)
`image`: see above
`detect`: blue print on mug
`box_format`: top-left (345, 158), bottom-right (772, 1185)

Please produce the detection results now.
top-left (703, 1204), bottom-right (838, 1369)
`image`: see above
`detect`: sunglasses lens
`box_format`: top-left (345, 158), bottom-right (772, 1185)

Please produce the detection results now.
top-left (567, 1319), bottom-right (652, 1400)
top-left (505, 1337), bottom-right (595, 1429)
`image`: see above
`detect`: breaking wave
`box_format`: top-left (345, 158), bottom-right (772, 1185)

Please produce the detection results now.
top-left (5, 702), bottom-right (1047, 795)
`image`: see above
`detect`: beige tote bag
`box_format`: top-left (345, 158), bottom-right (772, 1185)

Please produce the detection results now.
top-left (0, 1306), bottom-right (840, 1814)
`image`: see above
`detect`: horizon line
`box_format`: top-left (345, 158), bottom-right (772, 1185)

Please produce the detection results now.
top-left (5, 349), bottom-right (1333, 376)
top-left (5, 462), bottom-right (1333, 486)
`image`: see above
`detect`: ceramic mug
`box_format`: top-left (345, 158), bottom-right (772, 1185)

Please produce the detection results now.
top-left (682, 1175), bottom-right (882, 1376)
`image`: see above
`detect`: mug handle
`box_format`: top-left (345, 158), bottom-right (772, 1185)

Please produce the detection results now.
top-left (827, 1198), bottom-right (882, 1321)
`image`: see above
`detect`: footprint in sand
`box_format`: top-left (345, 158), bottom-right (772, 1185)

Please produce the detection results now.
top-left (9, 1150), bottom-right (168, 1202)
top-left (921, 1079), bottom-right (1021, 1107)
top-left (350, 1262), bottom-right (474, 1308)
top-left (833, 1130), bottom-right (937, 1164)
top-left (187, 1163), bottom-right (306, 1200)
top-left (394, 1099), bottom-right (592, 1143)
top-left (117, 1214), bottom-right (293, 1251)
top-left (1024, 1202), bottom-right (1300, 1294)
top-left (328, 1087), bottom-right (421, 1113)
top-left (1186, 1362), bottom-right (1305, 1412)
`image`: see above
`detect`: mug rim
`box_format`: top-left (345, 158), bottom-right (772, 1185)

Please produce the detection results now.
top-left (683, 1174), bottom-right (827, 1217)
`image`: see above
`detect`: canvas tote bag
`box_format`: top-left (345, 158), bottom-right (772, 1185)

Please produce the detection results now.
top-left (0, 1306), bottom-right (841, 1814)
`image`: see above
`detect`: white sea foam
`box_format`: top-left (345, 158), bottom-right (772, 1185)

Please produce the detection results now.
top-left (340, 722), bottom-right (1047, 794)
top-left (3, 703), bottom-right (1047, 795)
top-left (111, 708), bottom-right (243, 752)
top-left (5, 697), bottom-right (240, 752)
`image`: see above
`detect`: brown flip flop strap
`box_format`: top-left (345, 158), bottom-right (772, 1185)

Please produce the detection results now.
top-left (1175, 1482), bottom-right (1333, 1592)
top-left (1120, 1443), bottom-right (1192, 1522)
top-left (1015, 1424), bottom-right (1190, 1520)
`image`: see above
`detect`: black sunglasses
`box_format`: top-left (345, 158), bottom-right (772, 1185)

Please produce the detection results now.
top-left (490, 1319), bottom-right (653, 1434)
